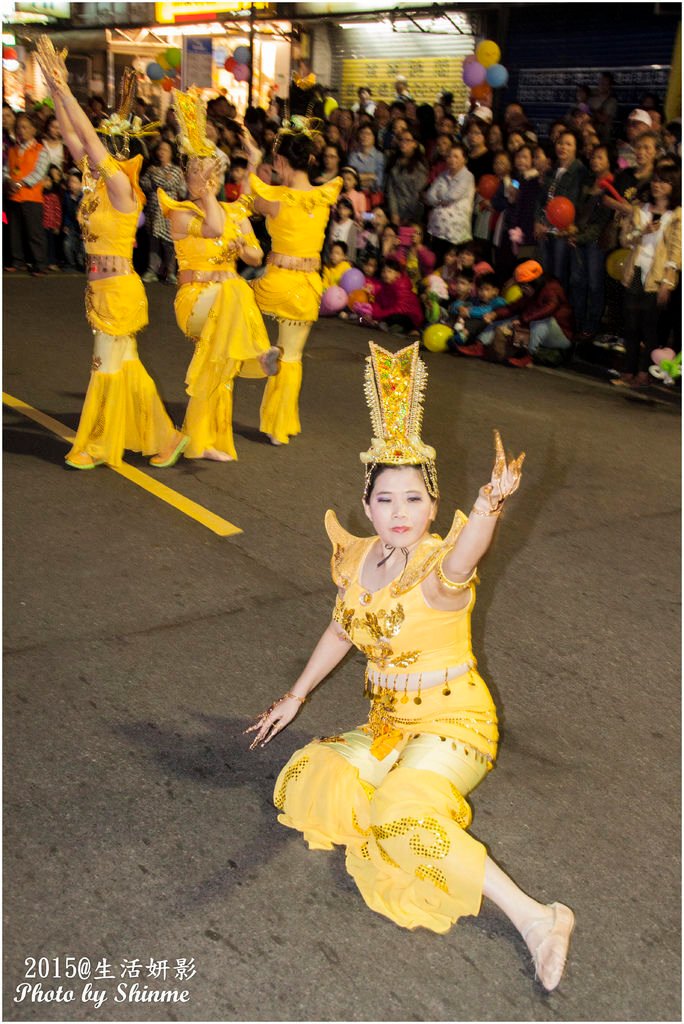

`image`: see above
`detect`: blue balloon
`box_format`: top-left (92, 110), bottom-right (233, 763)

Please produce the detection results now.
top-left (147, 62), bottom-right (165, 81)
top-left (486, 63), bottom-right (509, 89)
top-left (233, 45), bottom-right (251, 65)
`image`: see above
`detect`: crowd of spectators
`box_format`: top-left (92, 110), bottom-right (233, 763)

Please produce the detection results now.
top-left (3, 69), bottom-right (682, 389)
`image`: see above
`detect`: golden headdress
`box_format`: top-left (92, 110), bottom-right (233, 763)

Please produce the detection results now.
top-left (172, 86), bottom-right (216, 158)
top-left (361, 341), bottom-right (439, 499)
top-left (97, 68), bottom-right (161, 159)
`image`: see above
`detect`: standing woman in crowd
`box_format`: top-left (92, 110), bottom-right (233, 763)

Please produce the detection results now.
top-left (41, 114), bottom-right (64, 169)
top-left (425, 143), bottom-right (475, 262)
top-left (35, 37), bottom-right (187, 470)
top-left (348, 125), bottom-right (385, 198)
top-left (492, 144), bottom-right (541, 280)
top-left (314, 142), bottom-right (343, 185)
top-left (614, 161), bottom-right (681, 389)
top-left (384, 129), bottom-right (428, 226)
top-left (534, 130), bottom-right (588, 290)
top-left (5, 111), bottom-right (49, 275)
top-left (140, 139), bottom-right (186, 285)
top-left (249, 123), bottom-right (342, 445)
top-left (568, 145), bottom-right (615, 341)
top-left (159, 88), bottom-right (279, 462)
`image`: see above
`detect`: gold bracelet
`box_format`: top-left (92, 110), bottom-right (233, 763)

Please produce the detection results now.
top-left (471, 502), bottom-right (504, 517)
top-left (95, 153), bottom-right (120, 181)
top-left (282, 691), bottom-right (306, 704)
top-left (187, 215), bottom-right (204, 238)
top-left (435, 558), bottom-right (478, 592)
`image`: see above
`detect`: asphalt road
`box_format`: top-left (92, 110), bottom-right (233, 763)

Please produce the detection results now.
top-left (3, 274), bottom-right (681, 1023)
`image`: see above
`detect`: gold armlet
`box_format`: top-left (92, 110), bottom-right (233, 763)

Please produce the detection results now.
top-left (435, 557), bottom-right (478, 592)
top-left (187, 216), bottom-right (204, 238)
top-left (471, 502), bottom-right (504, 518)
top-left (95, 154), bottom-right (120, 181)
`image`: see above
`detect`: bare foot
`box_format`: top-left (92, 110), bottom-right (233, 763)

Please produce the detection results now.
top-left (523, 902), bottom-right (575, 992)
top-left (202, 448), bottom-right (234, 462)
top-left (258, 346), bottom-right (281, 377)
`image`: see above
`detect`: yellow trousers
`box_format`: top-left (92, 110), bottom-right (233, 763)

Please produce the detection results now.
top-left (275, 729), bottom-right (490, 933)
top-left (259, 321), bottom-right (311, 445)
top-left (67, 331), bottom-right (176, 468)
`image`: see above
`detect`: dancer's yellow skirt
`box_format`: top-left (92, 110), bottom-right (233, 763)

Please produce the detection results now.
top-left (252, 266), bottom-right (323, 324)
top-left (274, 675), bottom-right (498, 933)
top-left (85, 274), bottom-right (148, 337)
top-left (175, 279), bottom-right (271, 459)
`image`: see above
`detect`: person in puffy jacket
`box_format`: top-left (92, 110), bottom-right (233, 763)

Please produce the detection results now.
top-left (369, 255), bottom-right (424, 333)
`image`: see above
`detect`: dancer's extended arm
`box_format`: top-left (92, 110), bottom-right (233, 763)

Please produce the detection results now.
top-left (245, 621), bottom-right (352, 748)
top-left (441, 430), bottom-right (525, 582)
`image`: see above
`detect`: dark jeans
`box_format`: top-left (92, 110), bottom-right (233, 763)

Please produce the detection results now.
top-left (569, 241), bottom-right (606, 335)
top-left (148, 234), bottom-right (177, 278)
top-left (9, 200), bottom-right (47, 270)
top-left (623, 270), bottom-right (659, 374)
top-left (63, 229), bottom-right (85, 270)
top-left (537, 234), bottom-right (571, 291)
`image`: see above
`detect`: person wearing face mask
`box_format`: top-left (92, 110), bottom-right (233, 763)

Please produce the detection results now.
top-left (159, 88), bottom-right (279, 463)
top-left (425, 143), bottom-right (475, 262)
top-left (534, 130), bottom-right (589, 290)
top-left (247, 341), bottom-right (575, 994)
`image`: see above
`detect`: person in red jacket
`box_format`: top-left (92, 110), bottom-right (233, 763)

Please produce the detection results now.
top-left (479, 259), bottom-right (573, 366)
top-left (368, 255), bottom-right (424, 334)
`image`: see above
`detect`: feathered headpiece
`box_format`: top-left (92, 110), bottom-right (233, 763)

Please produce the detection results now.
top-left (361, 341), bottom-right (439, 499)
top-left (172, 86), bottom-right (216, 159)
top-left (97, 68), bottom-right (161, 158)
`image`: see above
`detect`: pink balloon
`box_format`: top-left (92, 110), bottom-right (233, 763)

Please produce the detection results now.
top-left (232, 62), bottom-right (250, 82)
top-left (340, 267), bottom-right (366, 293)
top-left (652, 347), bottom-right (676, 365)
top-left (463, 61), bottom-right (486, 88)
top-left (319, 286), bottom-right (348, 316)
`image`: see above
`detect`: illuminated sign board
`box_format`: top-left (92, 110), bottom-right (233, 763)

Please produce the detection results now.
top-left (155, 2), bottom-right (272, 22)
top-left (15, 1), bottom-right (70, 16)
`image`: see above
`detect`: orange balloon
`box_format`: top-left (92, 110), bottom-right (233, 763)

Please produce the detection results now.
top-left (348, 288), bottom-right (369, 309)
top-left (477, 174), bottom-right (499, 200)
top-left (162, 76), bottom-right (174, 92)
top-left (470, 83), bottom-right (493, 103)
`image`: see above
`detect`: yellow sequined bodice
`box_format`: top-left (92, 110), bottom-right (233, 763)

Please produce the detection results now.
top-left (78, 154), bottom-right (143, 259)
top-left (326, 511), bottom-right (475, 675)
top-left (158, 190), bottom-right (257, 272)
top-left (249, 173), bottom-right (342, 258)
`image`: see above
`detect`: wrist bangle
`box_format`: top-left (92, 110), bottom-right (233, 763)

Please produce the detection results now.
top-left (471, 502), bottom-right (503, 517)
top-left (283, 691), bottom-right (306, 704)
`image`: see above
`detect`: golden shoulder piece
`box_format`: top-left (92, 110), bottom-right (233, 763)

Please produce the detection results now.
top-left (390, 510), bottom-right (469, 596)
top-left (324, 510), bottom-right (373, 590)
top-left (360, 341), bottom-right (439, 499)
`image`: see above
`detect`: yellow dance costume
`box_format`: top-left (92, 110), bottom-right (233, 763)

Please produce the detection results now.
top-left (249, 172), bottom-right (342, 444)
top-left (67, 154), bottom-right (178, 467)
top-left (159, 190), bottom-right (271, 460)
top-left (274, 342), bottom-right (499, 933)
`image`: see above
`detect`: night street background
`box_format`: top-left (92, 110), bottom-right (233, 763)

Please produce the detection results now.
top-left (3, 274), bottom-right (681, 1022)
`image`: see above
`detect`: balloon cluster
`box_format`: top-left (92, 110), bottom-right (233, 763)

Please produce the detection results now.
top-left (462, 39), bottom-right (508, 108)
top-left (147, 47), bottom-right (181, 92)
top-left (320, 267), bottom-right (368, 316)
top-left (224, 44), bottom-right (250, 83)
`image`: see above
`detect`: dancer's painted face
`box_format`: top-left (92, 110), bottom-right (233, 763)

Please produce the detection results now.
top-left (364, 466), bottom-right (436, 550)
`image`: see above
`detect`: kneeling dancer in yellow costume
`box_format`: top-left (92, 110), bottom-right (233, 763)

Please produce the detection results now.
top-left (247, 341), bottom-right (575, 992)
top-left (35, 37), bottom-right (187, 470)
top-left (249, 122), bottom-right (341, 445)
top-left (159, 89), bottom-right (279, 461)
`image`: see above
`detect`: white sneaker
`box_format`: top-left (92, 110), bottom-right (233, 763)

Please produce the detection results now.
top-left (142, 270), bottom-right (157, 283)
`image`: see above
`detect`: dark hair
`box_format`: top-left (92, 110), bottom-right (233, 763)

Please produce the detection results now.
top-left (556, 129), bottom-right (580, 154)
top-left (390, 100), bottom-right (407, 115)
top-left (383, 256), bottom-right (403, 273)
top-left (341, 165), bottom-right (360, 187)
top-left (513, 144), bottom-right (534, 161)
top-left (336, 197), bottom-right (354, 215)
top-left (455, 266), bottom-right (475, 282)
top-left (652, 160), bottom-right (681, 207)
top-left (477, 272), bottom-right (499, 289)
top-left (331, 239), bottom-right (348, 254)
top-left (275, 130), bottom-right (317, 170)
top-left (358, 85), bottom-right (372, 96)
top-left (416, 103), bottom-right (437, 143)
top-left (636, 130), bottom-right (659, 147)
top-left (364, 462), bottom-right (425, 500)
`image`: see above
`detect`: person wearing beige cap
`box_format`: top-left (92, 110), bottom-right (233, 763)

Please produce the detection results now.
top-left (393, 74), bottom-right (413, 102)
top-left (617, 109), bottom-right (655, 170)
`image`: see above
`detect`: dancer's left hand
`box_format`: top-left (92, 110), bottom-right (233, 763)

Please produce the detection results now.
top-left (478, 430), bottom-right (525, 512)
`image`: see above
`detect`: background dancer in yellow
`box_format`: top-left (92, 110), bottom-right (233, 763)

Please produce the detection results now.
top-left (249, 122), bottom-right (341, 445)
top-left (159, 89), bottom-right (279, 462)
top-left (35, 37), bottom-right (187, 470)
top-left (247, 342), bottom-right (574, 992)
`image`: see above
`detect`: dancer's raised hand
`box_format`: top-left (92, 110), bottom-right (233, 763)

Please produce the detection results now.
top-left (475, 430), bottom-right (525, 514)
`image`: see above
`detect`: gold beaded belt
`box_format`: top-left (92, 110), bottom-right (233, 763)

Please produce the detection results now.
top-left (177, 269), bottom-right (239, 285)
top-left (87, 254), bottom-right (133, 276)
top-left (267, 251), bottom-right (321, 272)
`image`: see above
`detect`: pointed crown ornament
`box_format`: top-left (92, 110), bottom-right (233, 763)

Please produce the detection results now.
top-left (172, 86), bottom-right (216, 159)
top-left (361, 341), bottom-right (439, 499)
top-left (97, 68), bottom-right (161, 159)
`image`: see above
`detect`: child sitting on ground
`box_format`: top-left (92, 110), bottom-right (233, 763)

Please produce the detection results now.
top-left (353, 256), bottom-right (424, 335)
top-left (321, 240), bottom-right (353, 289)
top-left (448, 272), bottom-right (508, 353)
top-left (424, 263), bottom-right (474, 324)
top-left (401, 222), bottom-right (437, 290)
